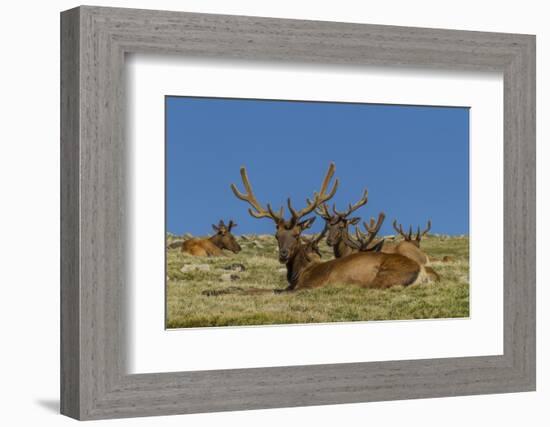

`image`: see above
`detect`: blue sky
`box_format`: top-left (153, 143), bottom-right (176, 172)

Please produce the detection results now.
top-left (166, 96), bottom-right (469, 236)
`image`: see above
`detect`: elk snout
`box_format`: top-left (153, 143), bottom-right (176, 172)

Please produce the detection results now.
top-left (279, 249), bottom-right (290, 263)
top-left (326, 231), bottom-right (338, 247)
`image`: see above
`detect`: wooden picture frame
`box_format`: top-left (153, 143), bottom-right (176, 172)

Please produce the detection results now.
top-left (60, 5), bottom-right (536, 420)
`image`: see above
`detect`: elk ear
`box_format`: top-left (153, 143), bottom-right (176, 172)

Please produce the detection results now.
top-left (298, 216), bottom-right (316, 231)
top-left (348, 217), bottom-right (360, 225)
top-left (212, 224), bottom-right (219, 232)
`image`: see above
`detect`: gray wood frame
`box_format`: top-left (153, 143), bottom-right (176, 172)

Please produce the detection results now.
top-left (60, 5), bottom-right (536, 420)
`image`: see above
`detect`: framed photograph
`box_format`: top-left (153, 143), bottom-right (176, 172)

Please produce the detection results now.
top-left (61, 6), bottom-right (535, 420)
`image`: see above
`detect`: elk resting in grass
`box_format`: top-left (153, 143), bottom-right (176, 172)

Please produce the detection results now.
top-left (181, 220), bottom-right (242, 256)
top-left (381, 219), bottom-right (439, 281)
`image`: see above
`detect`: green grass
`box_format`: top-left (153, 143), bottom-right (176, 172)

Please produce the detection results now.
top-left (166, 234), bottom-right (469, 328)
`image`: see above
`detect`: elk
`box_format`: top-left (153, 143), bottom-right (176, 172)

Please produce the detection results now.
top-left (341, 214), bottom-right (387, 254)
top-left (230, 163), bottom-right (425, 291)
top-left (300, 225), bottom-right (329, 263)
top-left (181, 220), bottom-right (242, 256)
top-left (381, 219), bottom-right (440, 281)
top-left (316, 189), bottom-right (374, 258)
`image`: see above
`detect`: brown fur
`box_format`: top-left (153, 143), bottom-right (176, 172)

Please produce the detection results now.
top-left (381, 242), bottom-right (440, 282)
top-left (382, 219), bottom-right (440, 281)
top-left (181, 220), bottom-right (241, 257)
top-left (205, 237), bottom-right (421, 296)
top-left (326, 222), bottom-right (359, 258)
top-left (381, 240), bottom-right (429, 266)
top-left (284, 243), bottom-right (421, 291)
top-left (181, 238), bottom-right (226, 257)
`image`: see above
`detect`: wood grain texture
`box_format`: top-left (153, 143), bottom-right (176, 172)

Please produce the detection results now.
top-left (60, 5), bottom-right (536, 420)
top-left (60, 7), bottom-right (80, 419)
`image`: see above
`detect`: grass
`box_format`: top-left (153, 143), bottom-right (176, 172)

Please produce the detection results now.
top-left (166, 233), bottom-right (469, 328)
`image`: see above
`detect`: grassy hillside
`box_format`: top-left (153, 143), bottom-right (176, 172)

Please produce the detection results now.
top-left (166, 234), bottom-right (469, 328)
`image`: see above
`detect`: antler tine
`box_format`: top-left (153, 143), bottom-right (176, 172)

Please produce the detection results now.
top-left (352, 224), bottom-right (377, 250)
top-left (289, 163), bottom-right (339, 223)
top-left (231, 167), bottom-right (283, 223)
top-left (361, 212), bottom-right (386, 246)
top-left (422, 220), bottom-right (432, 236)
top-left (407, 225), bottom-right (413, 240)
top-left (318, 162), bottom-right (338, 200)
top-left (331, 188), bottom-right (368, 218)
top-left (392, 219), bottom-right (407, 238)
top-left (287, 198), bottom-right (299, 220)
top-left (344, 188), bottom-right (369, 217)
top-left (332, 203), bottom-right (346, 217)
top-left (345, 212), bottom-right (385, 251)
top-left (315, 203), bottom-right (332, 220)
top-left (364, 213), bottom-right (385, 233)
top-left (313, 223), bottom-right (328, 245)
top-left (415, 220), bottom-right (431, 241)
top-left (267, 203), bottom-right (284, 220)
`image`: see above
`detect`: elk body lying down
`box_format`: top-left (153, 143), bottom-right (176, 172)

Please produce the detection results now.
top-left (282, 226), bottom-right (422, 291)
top-left (181, 220), bottom-right (241, 257)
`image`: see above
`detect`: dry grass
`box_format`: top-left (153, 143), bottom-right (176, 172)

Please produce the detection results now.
top-left (166, 234), bottom-right (469, 328)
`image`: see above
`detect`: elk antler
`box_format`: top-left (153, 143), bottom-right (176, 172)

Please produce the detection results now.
top-left (415, 220), bottom-right (431, 241)
top-left (287, 162), bottom-right (339, 225)
top-left (345, 212), bottom-right (386, 251)
top-left (227, 220), bottom-right (237, 232)
top-left (231, 167), bottom-right (284, 223)
top-left (393, 219), bottom-right (431, 241)
top-left (310, 223), bottom-right (328, 246)
top-left (332, 188), bottom-right (369, 218)
top-left (302, 224), bottom-right (328, 261)
top-left (392, 219), bottom-right (413, 240)
top-left (315, 203), bottom-right (333, 220)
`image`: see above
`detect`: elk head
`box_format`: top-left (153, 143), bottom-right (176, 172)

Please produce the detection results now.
top-left (343, 213), bottom-right (386, 252)
top-left (301, 224), bottom-right (328, 262)
top-left (316, 188), bottom-right (368, 247)
top-left (211, 219), bottom-right (242, 253)
top-left (392, 219), bottom-right (431, 248)
top-left (231, 163), bottom-right (338, 264)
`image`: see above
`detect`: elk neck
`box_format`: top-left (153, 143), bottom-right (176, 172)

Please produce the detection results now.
top-left (334, 229), bottom-right (354, 258)
top-left (285, 240), bottom-right (315, 289)
top-left (208, 233), bottom-right (223, 248)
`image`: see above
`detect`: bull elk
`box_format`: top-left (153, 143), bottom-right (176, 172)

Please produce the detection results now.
top-left (316, 189), bottom-right (381, 258)
top-left (230, 163), bottom-right (425, 291)
top-left (181, 220), bottom-right (242, 256)
top-left (381, 219), bottom-right (439, 281)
